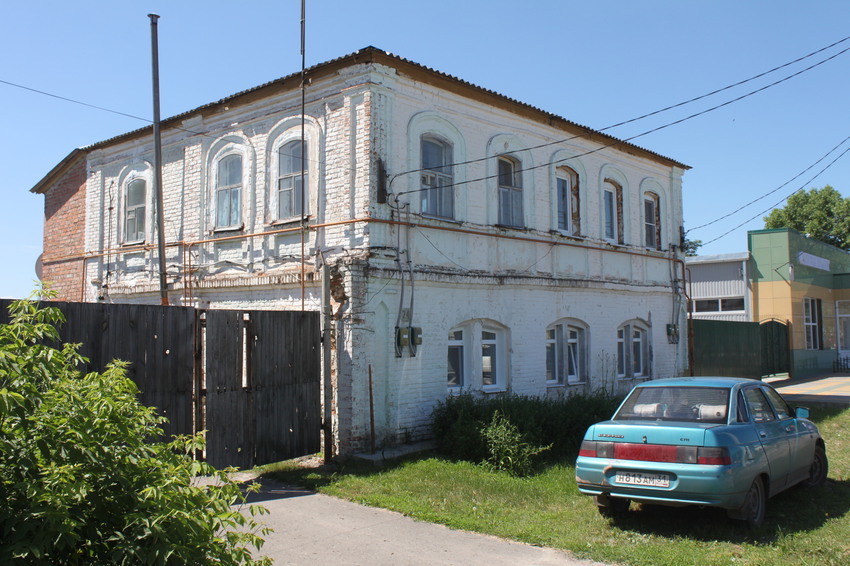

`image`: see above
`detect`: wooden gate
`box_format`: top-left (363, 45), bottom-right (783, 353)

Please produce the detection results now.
top-left (760, 319), bottom-right (790, 376)
top-left (203, 309), bottom-right (321, 469)
top-left (691, 319), bottom-right (762, 378)
top-left (0, 299), bottom-right (321, 469)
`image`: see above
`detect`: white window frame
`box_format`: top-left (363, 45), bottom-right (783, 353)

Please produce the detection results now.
top-left (546, 320), bottom-right (586, 385)
top-left (277, 139), bottom-right (308, 220)
top-left (644, 194), bottom-right (658, 249)
top-left (447, 328), bottom-right (465, 388)
top-left (603, 179), bottom-right (622, 243)
top-left (497, 156), bottom-right (523, 228)
top-left (555, 167), bottom-right (579, 234)
top-left (420, 136), bottom-right (454, 219)
top-left (804, 297), bottom-right (822, 350)
top-left (214, 153), bottom-right (243, 229)
top-left (447, 320), bottom-right (508, 392)
top-left (617, 322), bottom-right (650, 379)
top-left (123, 176), bottom-right (147, 244)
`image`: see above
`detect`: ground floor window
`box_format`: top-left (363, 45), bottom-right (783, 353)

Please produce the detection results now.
top-left (803, 297), bottom-right (823, 350)
top-left (447, 320), bottom-right (508, 391)
top-left (546, 321), bottom-right (586, 385)
top-left (617, 322), bottom-right (650, 378)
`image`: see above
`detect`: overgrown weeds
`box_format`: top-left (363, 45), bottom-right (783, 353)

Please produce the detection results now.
top-left (431, 390), bottom-right (621, 466)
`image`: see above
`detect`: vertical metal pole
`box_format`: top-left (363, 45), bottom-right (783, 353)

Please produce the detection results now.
top-left (299, 0), bottom-right (307, 311)
top-left (321, 261), bottom-right (333, 463)
top-left (149, 14), bottom-right (169, 305)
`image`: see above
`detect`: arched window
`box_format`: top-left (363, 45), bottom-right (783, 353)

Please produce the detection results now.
top-left (215, 154), bottom-right (243, 228)
top-left (644, 192), bottom-right (661, 250)
top-left (555, 166), bottom-right (580, 235)
top-left (546, 319), bottom-right (587, 385)
top-left (420, 136), bottom-right (454, 219)
top-left (278, 139), bottom-right (307, 219)
top-left (617, 321), bottom-right (650, 378)
top-left (603, 179), bottom-right (623, 244)
top-left (498, 156), bottom-right (523, 228)
top-left (124, 177), bottom-right (146, 243)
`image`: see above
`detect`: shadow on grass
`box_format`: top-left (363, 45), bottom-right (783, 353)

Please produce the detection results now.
top-left (262, 451), bottom-right (435, 492)
top-left (605, 478), bottom-right (850, 543)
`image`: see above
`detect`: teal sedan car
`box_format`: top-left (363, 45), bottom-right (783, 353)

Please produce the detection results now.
top-left (575, 377), bottom-right (827, 528)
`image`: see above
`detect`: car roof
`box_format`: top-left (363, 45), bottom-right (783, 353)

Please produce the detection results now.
top-left (635, 377), bottom-right (761, 389)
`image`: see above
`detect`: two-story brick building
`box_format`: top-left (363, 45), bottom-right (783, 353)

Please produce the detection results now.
top-left (32, 47), bottom-right (690, 455)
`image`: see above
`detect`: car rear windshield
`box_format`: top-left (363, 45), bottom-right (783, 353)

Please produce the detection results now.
top-left (615, 386), bottom-right (730, 424)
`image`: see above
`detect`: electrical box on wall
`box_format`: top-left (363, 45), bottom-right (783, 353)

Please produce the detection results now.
top-left (396, 327), bottom-right (410, 348)
top-left (666, 324), bottom-right (679, 344)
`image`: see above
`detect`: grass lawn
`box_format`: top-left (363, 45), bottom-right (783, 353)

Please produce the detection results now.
top-left (265, 404), bottom-right (850, 566)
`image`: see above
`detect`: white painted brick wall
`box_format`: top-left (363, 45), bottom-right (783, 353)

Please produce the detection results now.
top-left (74, 58), bottom-right (688, 455)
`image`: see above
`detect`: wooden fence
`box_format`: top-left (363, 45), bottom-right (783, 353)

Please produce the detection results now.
top-left (690, 318), bottom-right (790, 379)
top-left (0, 299), bottom-right (321, 468)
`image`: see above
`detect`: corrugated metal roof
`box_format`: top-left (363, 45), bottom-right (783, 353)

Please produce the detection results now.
top-left (82, 46), bottom-right (689, 169)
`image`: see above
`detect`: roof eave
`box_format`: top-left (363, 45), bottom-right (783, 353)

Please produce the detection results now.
top-left (30, 148), bottom-right (86, 194)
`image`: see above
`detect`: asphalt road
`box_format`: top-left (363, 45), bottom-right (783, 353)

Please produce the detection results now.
top-left (244, 480), bottom-right (608, 566)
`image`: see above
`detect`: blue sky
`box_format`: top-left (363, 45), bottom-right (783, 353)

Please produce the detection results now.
top-left (2, 1), bottom-right (849, 298)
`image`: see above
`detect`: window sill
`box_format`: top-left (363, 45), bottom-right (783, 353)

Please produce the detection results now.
top-left (268, 216), bottom-right (312, 228)
top-left (121, 240), bottom-right (146, 248)
top-left (212, 224), bottom-right (245, 234)
top-left (482, 385), bottom-right (507, 394)
top-left (420, 213), bottom-right (462, 225)
top-left (494, 224), bottom-right (527, 232)
top-left (550, 229), bottom-right (583, 240)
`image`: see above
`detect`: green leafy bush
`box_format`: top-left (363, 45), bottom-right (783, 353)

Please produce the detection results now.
top-left (431, 391), bottom-right (621, 465)
top-left (481, 411), bottom-right (550, 476)
top-left (0, 296), bottom-right (271, 565)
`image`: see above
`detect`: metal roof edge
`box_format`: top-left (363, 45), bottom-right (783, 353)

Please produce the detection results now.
top-left (30, 148), bottom-right (86, 194)
top-left (80, 46), bottom-right (689, 170)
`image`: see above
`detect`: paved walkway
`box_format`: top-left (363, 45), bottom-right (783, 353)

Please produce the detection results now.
top-left (247, 480), bottom-right (608, 566)
top-left (771, 374), bottom-right (850, 405)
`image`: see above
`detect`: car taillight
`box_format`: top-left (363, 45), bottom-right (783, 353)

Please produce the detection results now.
top-left (579, 441), bottom-right (730, 465)
top-left (578, 440), bottom-right (613, 458)
top-left (697, 447), bottom-right (731, 465)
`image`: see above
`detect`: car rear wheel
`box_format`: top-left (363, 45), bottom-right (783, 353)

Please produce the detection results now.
top-left (594, 494), bottom-right (630, 518)
top-left (735, 478), bottom-right (766, 529)
top-left (802, 445), bottom-right (828, 488)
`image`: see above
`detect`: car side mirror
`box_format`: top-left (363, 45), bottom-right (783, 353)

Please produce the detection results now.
top-left (795, 407), bottom-right (810, 419)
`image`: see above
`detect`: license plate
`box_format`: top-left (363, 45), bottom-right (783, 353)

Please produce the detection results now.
top-left (615, 471), bottom-right (670, 487)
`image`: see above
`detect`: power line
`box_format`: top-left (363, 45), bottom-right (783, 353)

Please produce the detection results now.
top-left (390, 34), bottom-right (850, 183)
top-left (0, 78), bottom-right (150, 123)
top-left (394, 40), bottom-right (850, 199)
top-left (700, 142), bottom-right (850, 246)
top-left (690, 133), bottom-right (850, 231)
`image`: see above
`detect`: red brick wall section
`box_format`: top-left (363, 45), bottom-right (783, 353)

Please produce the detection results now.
top-left (41, 160), bottom-right (87, 301)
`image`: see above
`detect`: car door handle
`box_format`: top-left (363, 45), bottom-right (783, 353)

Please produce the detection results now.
top-left (785, 426), bottom-right (793, 433)
top-left (760, 431), bottom-right (767, 438)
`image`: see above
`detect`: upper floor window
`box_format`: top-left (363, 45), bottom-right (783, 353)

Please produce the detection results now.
top-left (421, 136), bottom-right (454, 219)
top-left (644, 192), bottom-right (661, 250)
top-left (617, 322), bottom-right (649, 378)
top-left (546, 320), bottom-right (586, 385)
top-left (603, 179), bottom-right (623, 244)
top-left (216, 154), bottom-right (242, 228)
top-left (124, 177), bottom-right (146, 243)
top-left (446, 320), bottom-right (508, 391)
top-left (803, 297), bottom-right (823, 350)
top-left (556, 167), bottom-right (580, 235)
top-left (278, 140), bottom-right (307, 219)
top-left (498, 157), bottom-right (523, 228)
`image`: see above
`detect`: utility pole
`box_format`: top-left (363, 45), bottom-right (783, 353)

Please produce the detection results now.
top-left (149, 13), bottom-right (169, 305)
